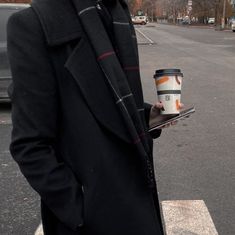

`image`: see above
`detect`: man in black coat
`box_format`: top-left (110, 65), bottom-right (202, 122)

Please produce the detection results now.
top-left (7, 0), bottom-right (179, 234)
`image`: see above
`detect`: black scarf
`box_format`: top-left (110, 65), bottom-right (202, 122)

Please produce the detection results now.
top-left (71, 0), bottom-right (155, 187)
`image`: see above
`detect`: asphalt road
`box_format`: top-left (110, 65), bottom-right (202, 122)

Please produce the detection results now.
top-left (137, 23), bottom-right (235, 235)
top-left (0, 105), bottom-right (40, 235)
top-left (0, 23), bottom-right (235, 235)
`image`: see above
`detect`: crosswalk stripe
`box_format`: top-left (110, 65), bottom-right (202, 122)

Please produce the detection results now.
top-left (161, 200), bottom-right (218, 235)
top-left (0, 120), bottom-right (12, 125)
top-left (34, 223), bottom-right (43, 235)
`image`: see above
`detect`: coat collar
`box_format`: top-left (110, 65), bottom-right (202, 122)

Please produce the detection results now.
top-left (31, 0), bottom-right (134, 144)
top-left (31, 0), bottom-right (128, 46)
top-left (31, 0), bottom-right (83, 46)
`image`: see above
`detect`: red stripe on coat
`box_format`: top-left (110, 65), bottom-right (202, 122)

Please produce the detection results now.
top-left (97, 51), bottom-right (115, 61)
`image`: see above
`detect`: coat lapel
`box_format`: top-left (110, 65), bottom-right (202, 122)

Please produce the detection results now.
top-left (65, 37), bottom-right (131, 143)
top-left (31, 0), bottom-right (132, 143)
top-left (70, 0), bottom-right (150, 154)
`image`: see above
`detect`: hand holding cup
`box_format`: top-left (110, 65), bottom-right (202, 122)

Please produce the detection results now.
top-left (150, 101), bottom-right (184, 128)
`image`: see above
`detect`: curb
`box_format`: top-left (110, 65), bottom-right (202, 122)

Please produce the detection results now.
top-left (161, 200), bottom-right (219, 235)
top-left (34, 223), bottom-right (43, 235)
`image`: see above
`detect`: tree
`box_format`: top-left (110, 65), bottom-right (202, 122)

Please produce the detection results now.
top-left (192, 0), bottom-right (215, 23)
top-left (142, 0), bottom-right (156, 21)
top-left (152, 0), bottom-right (233, 24)
top-left (127, 0), bottom-right (143, 15)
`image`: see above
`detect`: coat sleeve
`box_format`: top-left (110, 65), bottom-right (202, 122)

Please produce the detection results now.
top-left (7, 8), bottom-right (83, 231)
top-left (144, 102), bottom-right (162, 139)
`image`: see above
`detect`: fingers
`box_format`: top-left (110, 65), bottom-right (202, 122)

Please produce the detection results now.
top-left (161, 121), bottom-right (178, 129)
top-left (152, 101), bottom-right (164, 111)
top-left (179, 102), bottom-right (184, 109)
top-left (161, 123), bottom-right (171, 129)
top-left (171, 120), bottom-right (178, 125)
top-left (153, 102), bottom-right (184, 111)
top-left (150, 101), bottom-right (185, 129)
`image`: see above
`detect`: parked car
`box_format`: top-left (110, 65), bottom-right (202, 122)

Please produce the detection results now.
top-left (132, 16), bottom-right (148, 25)
top-left (182, 18), bottom-right (190, 25)
top-left (0, 3), bottom-right (29, 102)
top-left (179, 16), bottom-right (190, 25)
top-left (208, 18), bottom-right (215, 24)
top-left (231, 19), bottom-right (235, 32)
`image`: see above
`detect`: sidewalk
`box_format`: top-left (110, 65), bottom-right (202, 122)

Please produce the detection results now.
top-left (147, 22), bottom-right (232, 31)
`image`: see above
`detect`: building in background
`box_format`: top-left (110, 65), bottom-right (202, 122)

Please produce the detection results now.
top-left (0, 0), bottom-right (30, 2)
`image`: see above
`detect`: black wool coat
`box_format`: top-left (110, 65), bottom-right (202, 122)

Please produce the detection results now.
top-left (7, 0), bottom-right (163, 234)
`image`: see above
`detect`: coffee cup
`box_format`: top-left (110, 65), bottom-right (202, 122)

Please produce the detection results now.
top-left (154, 69), bottom-right (183, 115)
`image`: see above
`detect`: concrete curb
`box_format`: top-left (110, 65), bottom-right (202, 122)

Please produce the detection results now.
top-left (34, 223), bottom-right (43, 235)
top-left (161, 200), bottom-right (219, 235)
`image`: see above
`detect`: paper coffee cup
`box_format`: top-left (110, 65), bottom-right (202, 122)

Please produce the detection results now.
top-left (154, 69), bottom-right (183, 115)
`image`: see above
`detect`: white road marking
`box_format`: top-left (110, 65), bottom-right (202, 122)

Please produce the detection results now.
top-left (135, 28), bottom-right (155, 44)
top-left (35, 223), bottom-right (43, 235)
top-left (161, 200), bottom-right (219, 235)
top-left (0, 113), bottom-right (12, 125)
top-left (0, 120), bottom-right (12, 125)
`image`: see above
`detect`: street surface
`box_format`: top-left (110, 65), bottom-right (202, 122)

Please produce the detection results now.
top-left (137, 23), bottom-right (235, 235)
top-left (0, 103), bottom-right (40, 235)
top-left (0, 23), bottom-right (235, 234)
